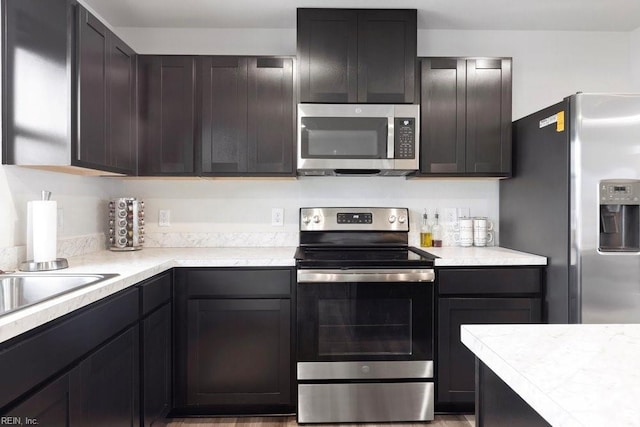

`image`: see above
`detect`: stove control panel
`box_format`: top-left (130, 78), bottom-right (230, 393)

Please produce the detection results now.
top-left (300, 207), bottom-right (410, 232)
top-left (337, 213), bottom-right (373, 224)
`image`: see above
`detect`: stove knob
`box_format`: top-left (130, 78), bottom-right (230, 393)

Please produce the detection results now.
top-left (302, 216), bottom-right (311, 225)
top-left (398, 215), bottom-right (407, 224)
top-left (388, 215), bottom-right (397, 223)
top-left (313, 215), bottom-right (321, 224)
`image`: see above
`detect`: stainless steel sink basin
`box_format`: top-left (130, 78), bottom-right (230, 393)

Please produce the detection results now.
top-left (0, 273), bottom-right (119, 316)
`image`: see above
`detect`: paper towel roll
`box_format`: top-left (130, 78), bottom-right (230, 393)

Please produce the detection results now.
top-left (28, 200), bottom-right (57, 263)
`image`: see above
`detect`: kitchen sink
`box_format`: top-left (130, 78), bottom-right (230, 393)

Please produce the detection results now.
top-left (0, 273), bottom-right (119, 316)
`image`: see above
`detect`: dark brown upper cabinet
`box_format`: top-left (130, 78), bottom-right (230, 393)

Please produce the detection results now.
top-left (2, 0), bottom-right (134, 175)
top-left (199, 56), bottom-right (294, 176)
top-left (199, 57), bottom-right (248, 174)
top-left (419, 57), bottom-right (512, 177)
top-left (297, 8), bottom-right (416, 104)
top-left (77, 5), bottom-right (136, 174)
top-left (137, 56), bottom-right (197, 176)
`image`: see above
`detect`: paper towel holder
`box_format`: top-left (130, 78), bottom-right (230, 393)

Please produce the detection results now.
top-left (21, 190), bottom-right (68, 271)
top-left (19, 258), bottom-right (69, 272)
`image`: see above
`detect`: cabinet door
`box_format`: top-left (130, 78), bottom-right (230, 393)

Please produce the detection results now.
top-left (465, 58), bottom-right (512, 174)
top-left (186, 298), bottom-right (291, 408)
top-left (200, 57), bottom-right (248, 174)
top-left (142, 303), bottom-right (171, 427)
top-left (77, 5), bottom-right (108, 168)
top-left (420, 58), bottom-right (466, 174)
top-left (108, 34), bottom-right (136, 173)
top-left (7, 374), bottom-right (71, 427)
top-left (357, 9), bottom-right (416, 103)
top-left (2, 0), bottom-right (74, 166)
top-left (297, 9), bottom-right (358, 103)
top-left (71, 326), bottom-right (139, 427)
top-left (247, 57), bottom-right (294, 175)
top-left (437, 297), bottom-right (541, 411)
top-left (138, 56), bottom-right (196, 175)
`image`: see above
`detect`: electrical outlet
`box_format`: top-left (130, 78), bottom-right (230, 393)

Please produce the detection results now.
top-left (271, 208), bottom-right (284, 227)
top-left (159, 210), bottom-right (171, 227)
top-left (444, 208), bottom-right (457, 224)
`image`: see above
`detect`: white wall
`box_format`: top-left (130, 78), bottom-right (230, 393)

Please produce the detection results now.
top-left (630, 28), bottom-right (640, 92)
top-left (117, 27), bottom-right (296, 56)
top-left (418, 30), bottom-right (632, 119)
top-left (1, 24), bottom-right (636, 251)
top-left (0, 166), bottom-right (116, 248)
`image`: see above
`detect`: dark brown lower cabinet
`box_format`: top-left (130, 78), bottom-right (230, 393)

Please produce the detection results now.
top-left (142, 303), bottom-right (172, 427)
top-left (71, 326), bottom-right (140, 427)
top-left (186, 299), bottom-right (291, 408)
top-left (5, 326), bottom-right (139, 427)
top-left (9, 374), bottom-right (71, 427)
top-left (0, 272), bottom-right (173, 426)
top-left (436, 267), bottom-right (542, 413)
top-left (476, 360), bottom-right (550, 427)
top-left (174, 268), bottom-right (295, 416)
top-left (139, 272), bottom-right (173, 427)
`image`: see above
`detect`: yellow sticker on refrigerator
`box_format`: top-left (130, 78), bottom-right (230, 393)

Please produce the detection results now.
top-left (556, 111), bottom-right (565, 132)
top-left (538, 111), bottom-right (565, 132)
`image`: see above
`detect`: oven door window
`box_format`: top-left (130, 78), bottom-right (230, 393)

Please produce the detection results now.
top-left (318, 298), bottom-right (411, 356)
top-left (297, 282), bottom-right (432, 362)
top-left (300, 117), bottom-right (388, 159)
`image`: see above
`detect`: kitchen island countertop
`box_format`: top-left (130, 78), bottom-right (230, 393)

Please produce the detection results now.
top-left (0, 245), bottom-right (545, 344)
top-left (461, 323), bottom-right (640, 427)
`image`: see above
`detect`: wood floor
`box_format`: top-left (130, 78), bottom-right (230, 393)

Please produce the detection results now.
top-left (167, 415), bottom-right (475, 427)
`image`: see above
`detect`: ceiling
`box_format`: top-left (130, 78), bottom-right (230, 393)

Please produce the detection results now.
top-left (82, 0), bottom-right (640, 32)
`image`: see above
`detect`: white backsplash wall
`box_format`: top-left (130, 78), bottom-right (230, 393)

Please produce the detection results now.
top-left (0, 166), bottom-right (118, 270)
top-left (114, 177), bottom-right (499, 248)
top-left (0, 166), bottom-right (116, 248)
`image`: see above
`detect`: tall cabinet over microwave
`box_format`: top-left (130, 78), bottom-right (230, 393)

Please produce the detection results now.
top-left (297, 8), bottom-right (417, 104)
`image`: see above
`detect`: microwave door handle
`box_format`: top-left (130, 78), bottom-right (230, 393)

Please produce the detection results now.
top-left (387, 117), bottom-right (394, 159)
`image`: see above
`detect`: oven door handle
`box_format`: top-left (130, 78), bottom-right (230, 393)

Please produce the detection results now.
top-left (297, 269), bottom-right (435, 283)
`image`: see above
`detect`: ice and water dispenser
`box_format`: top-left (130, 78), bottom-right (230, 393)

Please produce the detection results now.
top-left (599, 180), bottom-right (640, 252)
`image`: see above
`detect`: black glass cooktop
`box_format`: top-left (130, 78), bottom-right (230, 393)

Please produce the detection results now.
top-left (295, 246), bottom-right (437, 268)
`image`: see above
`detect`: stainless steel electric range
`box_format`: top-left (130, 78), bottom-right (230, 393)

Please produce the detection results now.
top-left (294, 207), bottom-right (436, 423)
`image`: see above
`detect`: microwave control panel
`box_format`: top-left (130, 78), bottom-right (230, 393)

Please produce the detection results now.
top-left (394, 118), bottom-right (416, 159)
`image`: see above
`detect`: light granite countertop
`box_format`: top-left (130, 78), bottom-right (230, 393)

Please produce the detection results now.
top-left (425, 246), bottom-right (546, 266)
top-left (0, 247), bottom-right (297, 344)
top-left (0, 246), bottom-right (545, 345)
top-left (461, 324), bottom-right (640, 427)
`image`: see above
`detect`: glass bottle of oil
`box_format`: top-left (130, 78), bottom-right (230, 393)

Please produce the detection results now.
top-left (420, 209), bottom-right (433, 247)
top-left (432, 211), bottom-right (443, 247)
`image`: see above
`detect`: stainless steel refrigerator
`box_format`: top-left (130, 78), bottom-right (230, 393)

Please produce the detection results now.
top-left (500, 93), bottom-right (640, 324)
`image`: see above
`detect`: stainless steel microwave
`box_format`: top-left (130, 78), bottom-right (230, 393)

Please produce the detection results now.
top-left (297, 104), bottom-right (420, 176)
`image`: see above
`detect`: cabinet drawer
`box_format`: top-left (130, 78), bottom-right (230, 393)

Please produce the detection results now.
top-left (0, 288), bottom-right (138, 410)
top-left (182, 268), bottom-right (292, 298)
top-left (140, 271), bottom-right (172, 316)
top-left (438, 268), bottom-right (542, 296)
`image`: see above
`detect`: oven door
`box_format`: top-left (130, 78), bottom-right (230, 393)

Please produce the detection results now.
top-left (297, 268), bottom-right (434, 365)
